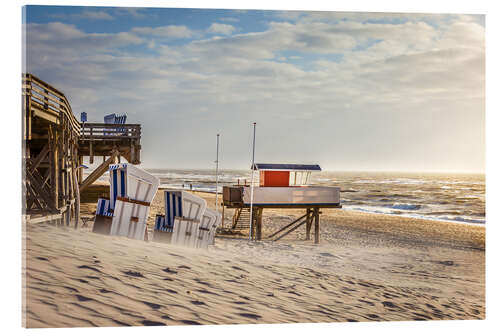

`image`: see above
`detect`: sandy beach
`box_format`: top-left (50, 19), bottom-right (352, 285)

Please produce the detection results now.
top-left (23, 189), bottom-right (485, 327)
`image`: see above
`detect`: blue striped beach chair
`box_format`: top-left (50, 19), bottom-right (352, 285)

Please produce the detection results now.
top-left (104, 113), bottom-right (116, 136)
top-left (96, 198), bottom-right (112, 216)
top-left (114, 114), bottom-right (127, 135)
top-left (109, 164), bottom-right (128, 211)
top-left (109, 163), bottom-right (159, 210)
top-left (155, 214), bottom-right (173, 232)
top-left (103, 113), bottom-right (127, 136)
top-left (93, 198), bottom-right (114, 234)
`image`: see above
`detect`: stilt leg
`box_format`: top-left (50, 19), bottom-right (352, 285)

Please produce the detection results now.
top-left (314, 208), bottom-right (320, 244)
top-left (305, 208), bottom-right (312, 240)
top-left (256, 207), bottom-right (263, 240)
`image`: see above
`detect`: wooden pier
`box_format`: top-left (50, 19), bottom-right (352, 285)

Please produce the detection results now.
top-left (22, 73), bottom-right (142, 227)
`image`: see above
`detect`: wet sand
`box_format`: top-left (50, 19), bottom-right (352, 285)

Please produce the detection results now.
top-left (23, 189), bottom-right (485, 327)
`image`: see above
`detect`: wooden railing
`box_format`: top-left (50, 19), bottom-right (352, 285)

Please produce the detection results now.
top-left (23, 73), bottom-right (81, 137)
top-left (80, 123), bottom-right (141, 140)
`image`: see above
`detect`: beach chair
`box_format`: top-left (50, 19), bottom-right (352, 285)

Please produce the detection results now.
top-left (104, 113), bottom-right (116, 136)
top-left (103, 113), bottom-right (127, 136)
top-left (109, 163), bottom-right (159, 211)
top-left (152, 214), bottom-right (174, 243)
top-left (110, 197), bottom-right (151, 240)
top-left (114, 114), bottom-right (127, 135)
top-left (105, 164), bottom-right (159, 240)
top-left (195, 208), bottom-right (221, 248)
top-left (92, 198), bottom-right (114, 235)
top-left (208, 210), bottom-right (222, 246)
top-left (165, 191), bottom-right (207, 247)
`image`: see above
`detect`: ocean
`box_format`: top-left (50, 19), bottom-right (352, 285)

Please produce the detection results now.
top-left (134, 169), bottom-right (486, 226)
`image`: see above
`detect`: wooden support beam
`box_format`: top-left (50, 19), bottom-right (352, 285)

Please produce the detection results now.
top-left (274, 217), bottom-right (308, 242)
top-left (79, 150), bottom-right (119, 192)
top-left (25, 213), bottom-right (63, 224)
top-left (29, 144), bottom-right (50, 172)
top-left (305, 208), bottom-right (312, 240)
top-left (49, 126), bottom-right (59, 210)
top-left (26, 162), bottom-right (55, 211)
top-left (256, 207), bottom-right (263, 240)
top-left (314, 208), bottom-right (320, 244)
top-left (267, 213), bottom-right (308, 239)
top-left (89, 139), bottom-right (93, 164)
top-left (78, 156), bottom-right (83, 184)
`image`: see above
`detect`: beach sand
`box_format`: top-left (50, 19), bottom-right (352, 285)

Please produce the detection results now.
top-left (23, 189), bottom-right (485, 327)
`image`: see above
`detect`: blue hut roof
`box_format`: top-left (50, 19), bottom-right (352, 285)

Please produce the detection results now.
top-left (251, 163), bottom-right (321, 171)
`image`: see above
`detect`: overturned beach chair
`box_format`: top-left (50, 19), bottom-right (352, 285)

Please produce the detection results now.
top-left (158, 190), bottom-right (207, 247)
top-left (195, 208), bottom-right (221, 248)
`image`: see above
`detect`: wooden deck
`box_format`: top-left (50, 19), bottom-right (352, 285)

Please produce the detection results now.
top-left (223, 185), bottom-right (342, 243)
top-left (23, 73), bottom-right (142, 227)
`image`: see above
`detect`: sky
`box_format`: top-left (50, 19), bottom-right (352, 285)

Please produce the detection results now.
top-left (23, 6), bottom-right (485, 173)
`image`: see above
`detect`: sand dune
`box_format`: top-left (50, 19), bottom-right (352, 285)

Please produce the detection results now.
top-left (23, 190), bottom-right (484, 327)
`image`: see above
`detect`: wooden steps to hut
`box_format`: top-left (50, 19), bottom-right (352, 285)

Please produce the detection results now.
top-left (231, 207), bottom-right (251, 230)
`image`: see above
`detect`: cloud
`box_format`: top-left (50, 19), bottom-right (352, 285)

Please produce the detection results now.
top-left (207, 23), bottom-right (236, 35)
top-left (24, 12), bottom-right (485, 171)
top-left (131, 25), bottom-right (193, 39)
top-left (77, 10), bottom-right (114, 20)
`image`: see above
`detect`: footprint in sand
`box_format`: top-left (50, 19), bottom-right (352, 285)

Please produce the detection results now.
top-left (359, 299), bottom-right (375, 306)
top-left (191, 300), bottom-right (207, 306)
top-left (238, 313), bottom-right (262, 320)
top-left (123, 270), bottom-right (144, 278)
top-left (232, 266), bottom-right (248, 272)
top-left (78, 265), bottom-right (101, 273)
top-left (180, 320), bottom-right (201, 325)
top-left (75, 295), bottom-right (93, 302)
top-left (163, 268), bottom-right (178, 274)
top-left (143, 301), bottom-right (161, 310)
top-left (382, 301), bottom-right (399, 308)
top-left (434, 260), bottom-right (456, 266)
top-left (142, 320), bottom-right (166, 326)
top-left (36, 256), bottom-right (49, 261)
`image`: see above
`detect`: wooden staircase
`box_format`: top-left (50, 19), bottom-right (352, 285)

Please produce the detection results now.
top-left (231, 207), bottom-right (251, 230)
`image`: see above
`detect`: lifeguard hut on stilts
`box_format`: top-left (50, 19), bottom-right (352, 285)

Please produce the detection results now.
top-left (223, 163), bottom-right (341, 243)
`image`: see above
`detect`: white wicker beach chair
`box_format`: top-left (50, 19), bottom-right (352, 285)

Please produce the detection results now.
top-left (195, 208), bottom-right (221, 248)
top-left (109, 163), bottom-right (159, 211)
top-left (165, 191), bottom-right (207, 247)
top-left (110, 197), bottom-right (150, 240)
top-left (105, 164), bottom-right (159, 240)
top-left (208, 210), bottom-right (222, 246)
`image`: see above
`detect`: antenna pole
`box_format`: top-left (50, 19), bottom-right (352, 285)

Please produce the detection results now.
top-left (215, 134), bottom-right (220, 213)
top-left (249, 122), bottom-right (256, 241)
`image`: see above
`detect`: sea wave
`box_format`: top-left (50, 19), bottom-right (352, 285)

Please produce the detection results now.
top-left (385, 203), bottom-right (422, 210)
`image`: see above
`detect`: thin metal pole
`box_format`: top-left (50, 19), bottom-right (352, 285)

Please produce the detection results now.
top-left (215, 134), bottom-right (220, 213)
top-left (249, 122), bottom-right (256, 241)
